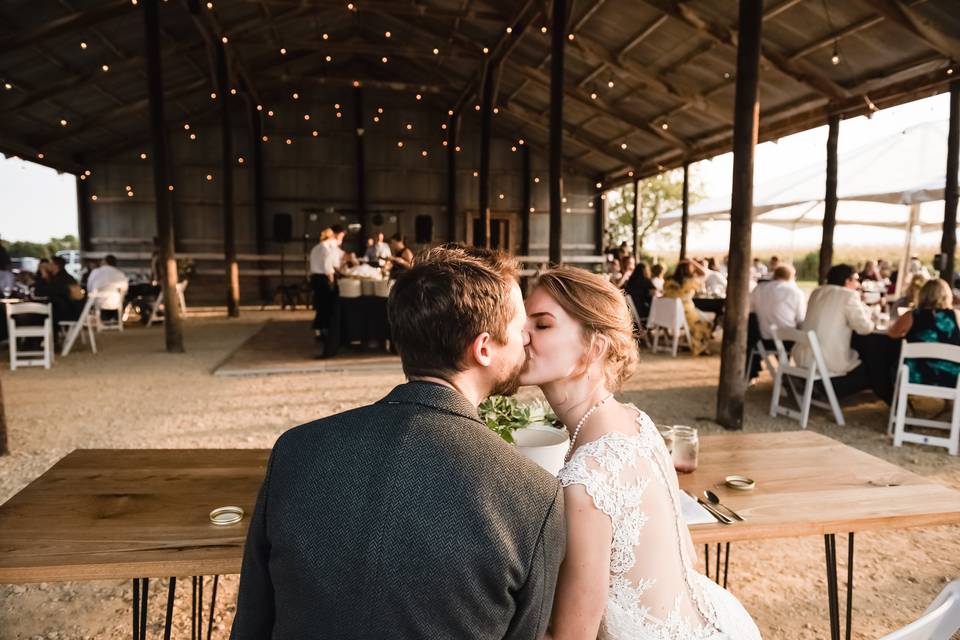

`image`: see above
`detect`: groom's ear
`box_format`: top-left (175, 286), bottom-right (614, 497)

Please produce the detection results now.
top-left (467, 332), bottom-right (493, 368)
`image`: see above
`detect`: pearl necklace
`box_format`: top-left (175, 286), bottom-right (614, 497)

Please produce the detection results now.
top-left (565, 393), bottom-right (615, 460)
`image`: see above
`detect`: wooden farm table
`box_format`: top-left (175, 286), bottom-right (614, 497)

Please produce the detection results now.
top-left (1, 433), bottom-right (959, 639)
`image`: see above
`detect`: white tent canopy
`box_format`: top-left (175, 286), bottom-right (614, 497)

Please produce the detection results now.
top-left (660, 120), bottom-right (948, 229)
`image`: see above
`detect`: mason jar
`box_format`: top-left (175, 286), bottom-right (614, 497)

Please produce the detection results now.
top-left (656, 425), bottom-right (675, 454)
top-left (671, 425), bottom-right (699, 473)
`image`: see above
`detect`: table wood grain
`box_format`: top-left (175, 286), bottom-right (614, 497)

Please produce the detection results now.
top-left (1, 432), bottom-right (958, 583)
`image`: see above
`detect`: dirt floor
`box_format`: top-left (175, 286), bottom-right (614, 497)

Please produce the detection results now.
top-left (1, 310), bottom-right (958, 639)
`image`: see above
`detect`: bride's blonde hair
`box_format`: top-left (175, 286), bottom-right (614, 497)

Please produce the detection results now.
top-left (533, 266), bottom-right (639, 390)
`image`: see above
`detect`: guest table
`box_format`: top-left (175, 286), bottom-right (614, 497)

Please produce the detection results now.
top-left (1, 432), bottom-right (960, 640)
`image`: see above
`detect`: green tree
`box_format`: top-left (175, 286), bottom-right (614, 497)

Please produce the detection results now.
top-left (5, 234), bottom-right (78, 259)
top-left (605, 167), bottom-right (703, 253)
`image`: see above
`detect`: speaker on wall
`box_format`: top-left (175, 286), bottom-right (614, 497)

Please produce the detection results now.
top-left (273, 213), bottom-right (293, 243)
top-left (415, 215), bottom-right (433, 244)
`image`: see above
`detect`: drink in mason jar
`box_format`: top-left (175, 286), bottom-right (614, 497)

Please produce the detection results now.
top-left (671, 425), bottom-right (699, 473)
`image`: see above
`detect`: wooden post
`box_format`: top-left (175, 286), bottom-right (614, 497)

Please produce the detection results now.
top-left (0, 377), bottom-right (7, 456)
top-left (943, 79), bottom-right (959, 286)
top-left (478, 62), bottom-right (493, 249)
top-left (819, 114), bottom-right (840, 284)
top-left (716, 0), bottom-right (763, 431)
top-left (447, 112), bottom-right (459, 242)
top-left (250, 102), bottom-right (269, 302)
top-left (548, 0), bottom-right (567, 265)
top-left (354, 85), bottom-right (368, 252)
top-left (76, 176), bottom-right (93, 252)
top-left (594, 179), bottom-right (604, 255)
top-left (632, 176), bottom-right (640, 259)
top-left (521, 144), bottom-right (532, 255)
top-left (143, 0), bottom-right (184, 353)
top-left (680, 162), bottom-right (690, 261)
top-left (217, 43), bottom-right (239, 318)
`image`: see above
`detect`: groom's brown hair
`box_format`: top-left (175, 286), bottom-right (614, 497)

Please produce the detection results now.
top-left (388, 244), bottom-right (519, 379)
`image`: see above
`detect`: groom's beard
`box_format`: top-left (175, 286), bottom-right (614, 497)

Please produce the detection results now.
top-left (491, 355), bottom-right (526, 397)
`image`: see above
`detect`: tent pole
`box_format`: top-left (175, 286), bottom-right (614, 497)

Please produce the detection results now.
top-left (478, 61), bottom-right (493, 249)
top-left (895, 204), bottom-right (921, 300)
top-left (680, 162), bottom-right (690, 261)
top-left (942, 79), bottom-right (959, 286)
top-left (716, 0), bottom-right (762, 431)
top-left (819, 114), bottom-right (840, 284)
top-left (548, 0), bottom-right (566, 265)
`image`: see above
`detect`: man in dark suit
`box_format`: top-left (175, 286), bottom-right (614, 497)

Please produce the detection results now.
top-left (231, 245), bottom-right (565, 639)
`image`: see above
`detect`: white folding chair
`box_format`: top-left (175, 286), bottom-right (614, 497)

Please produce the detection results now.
top-left (879, 580), bottom-right (960, 640)
top-left (745, 339), bottom-right (778, 382)
top-left (147, 281), bottom-right (188, 327)
top-left (59, 294), bottom-right (99, 357)
top-left (647, 297), bottom-right (690, 357)
top-left (888, 342), bottom-right (960, 455)
top-left (769, 325), bottom-right (845, 428)
top-left (95, 285), bottom-right (127, 332)
top-left (6, 302), bottom-right (54, 370)
top-left (624, 293), bottom-right (644, 328)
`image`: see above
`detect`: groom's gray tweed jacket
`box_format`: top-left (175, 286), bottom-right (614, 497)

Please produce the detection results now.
top-left (230, 381), bottom-right (565, 640)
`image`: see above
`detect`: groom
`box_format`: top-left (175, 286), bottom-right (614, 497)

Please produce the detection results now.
top-left (231, 245), bottom-right (565, 639)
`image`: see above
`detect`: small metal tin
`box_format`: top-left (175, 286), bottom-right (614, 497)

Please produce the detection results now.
top-left (209, 505), bottom-right (244, 526)
top-left (724, 475), bottom-right (756, 491)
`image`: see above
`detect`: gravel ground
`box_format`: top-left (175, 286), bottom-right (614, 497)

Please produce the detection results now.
top-left (0, 310), bottom-right (957, 639)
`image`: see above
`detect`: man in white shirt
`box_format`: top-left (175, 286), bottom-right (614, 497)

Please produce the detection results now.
top-left (86, 254), bottom-right (129, 316)
top-left (310, 225), bottom-right (346, 357)
top-left (746, 264), bottom-right (805, 380)
top-left (364, 232), bottom-right (392, 265)
top-left (792, 264), bottom-right (875, 399)
top-left (702, 258), bottom-right (727, 297)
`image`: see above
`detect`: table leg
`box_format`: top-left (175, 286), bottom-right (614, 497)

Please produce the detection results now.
top-left (722, 542), bottom-right (731, 589)
top-left (704, 543), bottom-right (732, 587)
top-left (132, 579), bottom-right (139, 640)
top-left (824, 533), bottom-right (855, 640)
top-left (131, 578), bottom-right (148, 640)
top-left (207, 575), bottom-right (220, 640)
top-left (164, 577), bottom-right (176, 640)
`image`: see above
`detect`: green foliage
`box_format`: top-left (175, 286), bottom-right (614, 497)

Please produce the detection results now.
top-left (5, 235), bottom-right (79, 259)
top-left (478, 396), bottom-right (558, 444)
top-left (605, 167), bottom-right (704, 251)
top-left (794, 251), bottom-right (820, 282)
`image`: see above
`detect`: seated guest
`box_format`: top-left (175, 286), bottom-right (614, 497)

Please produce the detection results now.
top-left (893, 274), bottom-right (927, 313)
top-left (650, 263), bottom-right (665, 293)
top-left (747, 264), bottom-right (805, 379)
top-left (751, 258), bottom-right (768, 282)
top-left (618, 255), bottom-right (636, 287)
top-left (364, 232), bottom-right (392, 265)
top-left (386, 234), bottom-right (414, 280)
top-left (662, 260), bottom-right (713, 355)
top-left (793, 264), bottom-right (875, 399)
top-left (45, 256), bottom-right (84, 328)
top-left (702, 258), bottom-right (727, 297)
top-left (606, 255), bottom-right (623, 286)
top-left (623, 262), bottom-right (657, 320)
top-left (86, 255), bottom-right (130, 320)
top-left (887, 279), bottom-right (960, 388)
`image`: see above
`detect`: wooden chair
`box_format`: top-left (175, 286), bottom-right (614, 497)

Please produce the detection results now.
top-left (769, 325), bottom-right (845, 429)
top-left (647, 297), bottom-right (690, 357)
top-left (6, 302), bottom-right (54, 370)
top-left (888, 342), bottom-right (960, 455)
top-left (879, 580), bottom-right (960, 639)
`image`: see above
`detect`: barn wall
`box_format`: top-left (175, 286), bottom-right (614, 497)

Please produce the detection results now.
top-left (81, 88), bottom-right (601, 304)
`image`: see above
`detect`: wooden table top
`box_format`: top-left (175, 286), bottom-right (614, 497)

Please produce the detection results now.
top-left (1, 431), bottom-right (959, 583)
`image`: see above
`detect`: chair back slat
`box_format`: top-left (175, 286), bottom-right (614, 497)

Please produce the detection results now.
top-left (900, 342), bottom-right (960, 364)
top-left (7, 302), bottom-right (52, 318)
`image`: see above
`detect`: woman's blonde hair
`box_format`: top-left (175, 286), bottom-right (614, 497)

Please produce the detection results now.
top-left (905, 274), bottom-right (927, 306)
top-left (917, 278), bottom-right (953, 310)
top-left (319, 227), bottom-right (334, 241)
top-left (533, 265), bottom-right (639, 390)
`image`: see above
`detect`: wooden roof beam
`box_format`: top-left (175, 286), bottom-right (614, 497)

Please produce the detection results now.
top-left (640, 0), bottom-right (851, 100)
top-left (868, 0), bottom-right (960, 62)
top-left (0, 0), bottom-right (131, 55)
top-left (240, 0), bottom-right (504, 21)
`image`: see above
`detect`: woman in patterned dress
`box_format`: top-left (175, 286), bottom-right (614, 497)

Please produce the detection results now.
top-left (662, 260), bottom-right (715, 356)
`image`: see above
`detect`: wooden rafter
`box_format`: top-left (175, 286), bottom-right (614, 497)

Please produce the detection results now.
top-left (241, 0), bottom-right (504, 21)
top-left (0, 0), bottom-right (131, 55)
top-left (869, 0), bottom-right (960, 62)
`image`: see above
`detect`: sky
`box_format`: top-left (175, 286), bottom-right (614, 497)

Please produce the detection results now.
top-left (0, 92), bottom-right (951, 248)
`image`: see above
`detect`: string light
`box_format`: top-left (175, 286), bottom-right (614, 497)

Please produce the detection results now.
top-left (723, 72), bottom-right (731, 79)
top-left (346, 2), bottom-right (354, 9)
top-left (206, 1), bottom-right (213, 8)
top-left (620, 143), bottom-right (628, 149)
top-left (595, 181), bottom-right (603, 188)
top-left (335, 103), bottom-right (341, 109)
top-left (3, 82), bottom-right (11, 90)
top-left (382, 56), bottom-right (389, 63)
top-left (455, 145), bottom-right (461, 152)
top-left (405, 123), bottom-right (413, 130)
top-left (237, 156), bottom-right (245, 164)
top-left (506, 26), bottom-right (513, 34)
top-left (336, 112), bottom-right (342, 118)
top-left (442, 140), bottom-right (448, 146)
top-left (432, 48), bottom-right (439, 55)
top-left (90, 194), bottom-right (97, 201)
top-left (312, 130), bottom-right (319, 136)
top-left (80, 42), bottom-right (87, 49)
top-left (384, 31), bottom-right (391, 38)
top-left (221, 36), bottom-right (228, 44)
top-left (189, 133), bottom-right (197, 140)
top-left (304, 114), bottom-right (310, 120)
top-left (262, 135), bottom-right (269, 142)
top-left (415, 93), bottom-right (422, 101)
top-left (377, 106), bottom-right (383, 113)
top-left (267, 110), bottom-right (274, 116)
top-left (101, 64), bottom-right (109, 72)
top-left (607, 79), bottom-right (615, 88)
top-left (322, 33), bottom-right (329, 40)
top-left (60, 118), bottom-right (68, 126)
top-left (590, 92), bottom-right (598, 100)
top-left (206, 174), bottom-right (213, 181)
top-left (831, 48), bottom-right (840, 65)
top-left (352, 80), bottom-right (361, 87)
top-left (541, 26), bottom-right (548, 34)
top-left (210, 92), bottom-right (217, 99)
top-left (184, 123), bottom-right (190, 130)
top-left (441, 123), bottom-right (447, 130)
top-left (167, 184), bottom-right (174, 191)
top-left (568, 34), bottom-right (575, 41)
top-left (373, 116), bottom-right (380, 123)
top-left (325, 55), bottom-right (333, 62)
top-left (125, 184), bottom-right (132, 191)
top-left (511, 146), bottom-right (517, 152)
top-left (534, 176), bottom-right (540, 183)
top-left (498, 193), bottom-right (505, 199)
top-left (292, 92), bottom-right (299, 99)
top-left (230, 88), bottom-right (237, 95)
top-left (474, 104), bottom-right (480, 111)
top-left (397, 141), bottom-right (404, 148)
top-left (949, 68), bottom-right (955, 76)
top-left (529, 207), bottom-right (535, 213)
top-left (79, 174), bottom-right (86, 181)
top-left (518, 139), bottom-right (524, 145)
top-left (140, 152), bottom-right (147, 160)
top-left (256, 104), bottom-right (263, 111)
top-left (562, 197), bottom-right (567, 203)
top-left (285, 138), bottom-right (292, 145)
top-left (588, 201), bottom-right (594, 207)
top-left (628, 170), bottom-right (634, 177)
top-left (482, 47), bottom-right (489, 54)
top-left (84, 170), bottom-right (91, 176)
top-left (447, 109), bottom-right (454, 116)
top-left (661, 122), bottom-right (669, 130)
top-left (421, 150), bottom-right (428, 157)
top-left (472, 171), bottom-right (479, 177)
top-left (280, 47), bottom-right (287, 55)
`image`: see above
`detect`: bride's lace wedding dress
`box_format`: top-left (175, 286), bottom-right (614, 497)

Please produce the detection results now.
top-left (558, 407), bottom-right (762, 640)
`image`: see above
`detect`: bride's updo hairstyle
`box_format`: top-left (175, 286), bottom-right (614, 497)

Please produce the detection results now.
top-left (533, 265), bottom-right (639, 390)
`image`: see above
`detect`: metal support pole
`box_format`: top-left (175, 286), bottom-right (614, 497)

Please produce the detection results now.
top-left (632, 177), bottom-right (640, 259)
top-left (943, 79), bottom-right (959, 286)
top-left (354, 85), bottom-right (368, 252)
top-left (76, 176), bottom-right (93, 252)
top-left (478, 62), bottom-right (494, 249)
top-left (446, 112), bottom-right (459, 242)
top-left (716, 0), bottom-right (763, 430)
top-left (548, 0), bottom-right (567, 265)
top-left (143, 0), bottom-right (184, 352)
top-left (680, 162), bottom-right (689, 261)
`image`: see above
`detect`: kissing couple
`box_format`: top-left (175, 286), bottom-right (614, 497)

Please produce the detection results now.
top-left (230, 245), bottom-right (761, 640)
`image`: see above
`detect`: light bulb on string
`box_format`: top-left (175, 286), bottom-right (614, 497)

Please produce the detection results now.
top-left (312, 130), bottom-right (318, 137)
top-left (831, 43), bottom-right (840, 65)
top-left (325, 55), bottom-right (333, 62)
top-left (80, 42), bottom-right (87, 49)
top-left (140, 152), bottom-right (147, 160)
top-left (206, 174), bottom-right (213, 181)
top-left (377, 107), bottom-right (383, 113)
top-left (230, 88), bottom-right (237, 95)
top-left (322, 33), bottom-right (329, 40)
top-left (421, 150), bottom-right (428, 157)
top-left (432, 48), bottom-right (439, 55)
top-left (206, 1), bottom-right (213, 8)
top-left (210, 92), bottom-right (217, 99)
top-left (590, 91), bottom-right (598, 100)
top-left (221, 36), bottom-right (228, 44)
top-left (472, 171), bottom-right (479, 177)
top-left (397, 141), bottom-right (404, 148)
top-left (280, 47), bottom-right (287, 55)
top-left (3, 82), bottom-right (12, 90)
top-left (384, 31), bottom-right (391, 38)
top-left (37, 153), bottom-right (44, 159)
top-left (540, 26), bottom-right (547, 34)
top-left (292, 92), bottom-right (299, 100)
top-left (101, 64), bottom-right (109, 72)
top-left (415, 94), bottom-right (422, 101)
top-left (382, 56), bottom-right (388, 63)
top-left (285, 138), bottom-right (292, 145)
top-left (84, 170), bottom-right (91, 176)
top-left (607, 79), bottom-right (615, 88)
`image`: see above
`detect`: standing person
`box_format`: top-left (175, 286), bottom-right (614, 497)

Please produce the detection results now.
top-left (662, 260), bottom-right (713, 356)
top-left (0, 235), bottom-right (13, 294)
top-left (231, 246), bottom-right (565, 640)
top-left (521, 266), bottom-right (760, 640)
top-left (309, 225), bottom-right (345, 358)
top-left (386, 233), bottom-right (414, 280)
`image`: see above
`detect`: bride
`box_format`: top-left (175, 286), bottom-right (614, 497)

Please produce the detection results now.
top-left (520, 266), bottom-right (761, 640)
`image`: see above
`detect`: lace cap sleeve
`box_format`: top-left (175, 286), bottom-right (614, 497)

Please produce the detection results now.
top-left (558, 441), bottom-right (623, 522)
